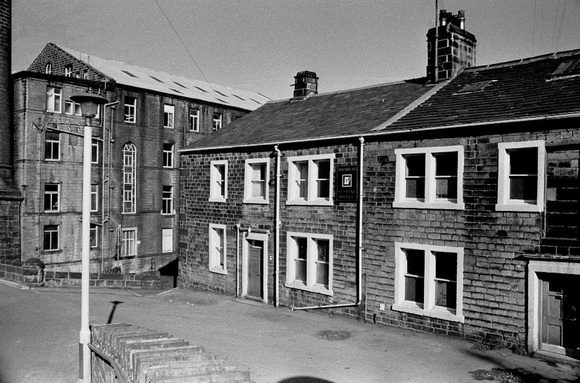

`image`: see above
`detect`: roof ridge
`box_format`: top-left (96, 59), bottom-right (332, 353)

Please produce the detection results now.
top-left (465, 48), bottom-right (580, 72)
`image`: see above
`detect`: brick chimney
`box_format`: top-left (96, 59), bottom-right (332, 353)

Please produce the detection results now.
top-left (426, 9), bottom-right (476, 83)
top-left (293, 71), bottom-right (318, 98)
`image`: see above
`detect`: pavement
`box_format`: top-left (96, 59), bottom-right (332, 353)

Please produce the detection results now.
top-left (0, 280), bottom-right (579, 383)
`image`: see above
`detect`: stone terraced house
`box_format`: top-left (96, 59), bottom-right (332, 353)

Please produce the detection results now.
top-left (177, 12), bottom-right (580, 360)
top-left (13, 43), bottom-right (269, 275)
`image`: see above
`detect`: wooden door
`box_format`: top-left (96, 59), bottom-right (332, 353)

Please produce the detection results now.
top-left (247, 240), bottom-right (263, 300)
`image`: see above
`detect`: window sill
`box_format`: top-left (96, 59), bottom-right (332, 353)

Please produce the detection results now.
top-left (393, 200), bottom-right (465, 210)
top-left (209, 267), bottom-right (227, 275)
top-left (286, 199), bottom-right (333, 207)
top-left (209, 197), bottom-right (227, 203)
top-left (392, 302), bottom-right (464, 323)
top-left (285, 280), bottom-right (333, 296)
top-left (243, 198), bottom-right (269, 205)
top-left (495, 202), bottom-right (543, 212)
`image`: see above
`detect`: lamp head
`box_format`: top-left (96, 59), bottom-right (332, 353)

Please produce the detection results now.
top-left (70, 93), bottom-right (108, 118)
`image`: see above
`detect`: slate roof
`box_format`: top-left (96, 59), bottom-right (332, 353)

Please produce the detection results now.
top-left (58, 45), bottom-right (270, 111)
top-left (384, 49), bottom-right (580, 132)
top-left (181, 80), bottom-right (434, 151)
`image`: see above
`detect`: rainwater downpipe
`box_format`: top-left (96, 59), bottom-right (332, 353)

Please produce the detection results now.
top-left (101, 101), bottom-right (119, 271)
top-left (235, 222), bottom-right (241, 298)
top-left (292, 137), bottom-right (365, 311)
top-left (274, 145), bottom-right (281, 307)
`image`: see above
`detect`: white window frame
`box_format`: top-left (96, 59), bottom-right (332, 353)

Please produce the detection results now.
top-left (209, 223), bottom-right (227, 274)
top-left (90, 184), bottom-right (98, 212)
top-left (64, 65), bottom-right (73, 77)
top-left (287, 153), bottom-right (335, 206)
top-left (122, 143), bottom-right (136, 214)
top-left (161, 185), bottom-right (174, 215)
top-left (45, 131), bottom-right (60, 161)
top-left (496, 140), bottom-right (545, 212)
top-left (44, 183), bottom-right (60, 212)
top-left (124, 96), bottom-right (137, 123)
top-left (90, 225), bottom-right (99, 248)
top-left (46, 86), bottom-right (62, 113)
top-left (162, 228), bottom-right (173, 253)
top-left (394, 242), bottom-right (464, 322)
top-left (121, 228), bottom-right (137, 257)
top-left (64, 100), bottom-right (81, 116)
top-left (43, 225), bottom-right (59, 251)
top-left (209, 160), bottom-right (228, 202)
top-left (285, 231), bottom-right (333, 296)
top-left (243, 158), bottom-right (270, 204)
top-left (212, 113), bottom-right (222, 131)
top-left (162, 143), bottom-right (174, 168)
top-left (189, 109), bottom-right (200, 132)
top-left (164, 104), bottom-right (174, 129)
top-left (45, 63), bottom-right (52, 75)
top-left (394, 146), bottom-right (464, 210)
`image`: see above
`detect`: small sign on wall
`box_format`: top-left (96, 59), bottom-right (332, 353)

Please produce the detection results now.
top-left (336, 165), bottom-right (358, 203)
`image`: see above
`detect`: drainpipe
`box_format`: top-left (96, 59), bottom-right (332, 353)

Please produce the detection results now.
top-left (274, 145), bottom-right (281, 307)
top-left (292, 137), bottom-right (365, 311)
top-left (101, 101), bottom-right (119, 272)
top-left (236, 222), bottom-right (241, 298)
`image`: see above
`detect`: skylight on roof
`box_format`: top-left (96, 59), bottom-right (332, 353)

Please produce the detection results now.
top-left (122, 70), bottom-right (138, 78)
top-left (249, 98), bottom-right (262, 104)
top-left (194, 86), bottom-right (209, 93)
top-left (215, 98), bottom-right (229, 104)
top-left (215, 90), bottom-right (229, 98)
top-left (551, 59), bottom-right (580, 77)
top-left (455, 80), bottom-right (496, 94)
top-left (149, 75), bottom-right (164, 83)
top-left (173, 81), bottom-right (187, 89)
top-left (169, 88), bottom-right (183, 94)
top-left (233, 94), bottom-right (246, 101)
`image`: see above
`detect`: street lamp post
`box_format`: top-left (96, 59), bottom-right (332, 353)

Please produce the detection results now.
top-left (71, 92), bottom-right (108, 383)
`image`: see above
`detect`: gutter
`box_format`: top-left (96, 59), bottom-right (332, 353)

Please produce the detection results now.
top-left (178, 111), bottom-right (580, 155)
top-left (274, 145), bottom-right (281, 307)
top-left (292, 137), bottom-right (365, 311)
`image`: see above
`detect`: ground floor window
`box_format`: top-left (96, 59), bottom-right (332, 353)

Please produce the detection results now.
top-left (209, 224), bottom-right (227, 274)
top-left (394, 242), bottom-right (464, 322)
top-left (285, 231), bottom-right (333, 295)
top-left (43, 225), bottom-right (59, 251)
top-left (121, 228), bottom-right (136, 257)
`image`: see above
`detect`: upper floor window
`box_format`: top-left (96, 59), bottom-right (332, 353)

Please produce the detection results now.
top-left (286, 231), bottom-right (333, 295)
top-left (163, 143), bottom-right (174, 168)
top-left (209, 160), bottom-right (227, 202)
top-left (122, 143), bottom-right (136, 214)
top-left (189, 109), bottom-right (200, 132)
top-left (164, 104), bottom-right (174, 128)
top-left (244, 158), bottom-right (269, 204)
top-left (44, 184), bottom-right (59, 212)
top-left (394, 242), bottom-right (464, 323)
top-left (394, 146), bottom-right (464, 210)
top-left (45, 131), bottom-right (60, 161)
top-left (496, 141), bottom-right (545, 212)
top-left (64, 65), bottom-right (73, 77)
top-left (162, 185), bottom-right (174, 215)
top-left (46, 87), bottom-right (62, 113)
top-left (43, 225), bottom-right (59, 251)
top-left (91, 142), bottom-right (99, 164)
top-left (65, 100), bottom-right (81, 116)
top-left (287, 154), bottom-right (334, 206)
top-left (212, 113), bottom-right (222, 131)
top-left (90, 184), bottom-right (98, 212)
top-left (124, 96), bottom-right (137, 123)
top-left (209, 223), bottom-right (227, 274)
top-left (45, 63), bottom-right (52, 75)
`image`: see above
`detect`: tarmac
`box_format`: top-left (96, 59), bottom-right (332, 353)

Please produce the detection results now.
top-left (0, 280), bottom-right (579, 382)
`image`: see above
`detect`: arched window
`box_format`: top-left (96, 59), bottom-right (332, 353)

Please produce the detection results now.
top-left (45, 62), bottom-right (52, 75)
top-left (122, 143), bottom-right (136, 213)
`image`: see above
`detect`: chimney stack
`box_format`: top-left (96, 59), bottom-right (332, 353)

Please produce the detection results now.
top-left (427, 9), bottom-right (476, 83)
top-left (293, 71), bottom-right (318, 98)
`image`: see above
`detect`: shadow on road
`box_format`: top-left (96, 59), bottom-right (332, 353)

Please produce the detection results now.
top-left (278, 377), bottom-right (335, 383)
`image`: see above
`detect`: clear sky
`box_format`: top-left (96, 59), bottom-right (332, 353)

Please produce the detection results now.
top-left (12, 0), bottom-right (580, 101)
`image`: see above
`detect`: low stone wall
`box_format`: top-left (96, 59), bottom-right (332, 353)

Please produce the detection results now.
top-left (91, 323), bottom-right (251, 382)
top-left (0, 259), bottom-right (173, 290)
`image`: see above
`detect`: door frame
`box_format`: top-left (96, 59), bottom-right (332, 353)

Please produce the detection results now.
top-left (242, 232), bottom-right (269, 303)
top-left (527, 260), bottom-right (580, 359)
